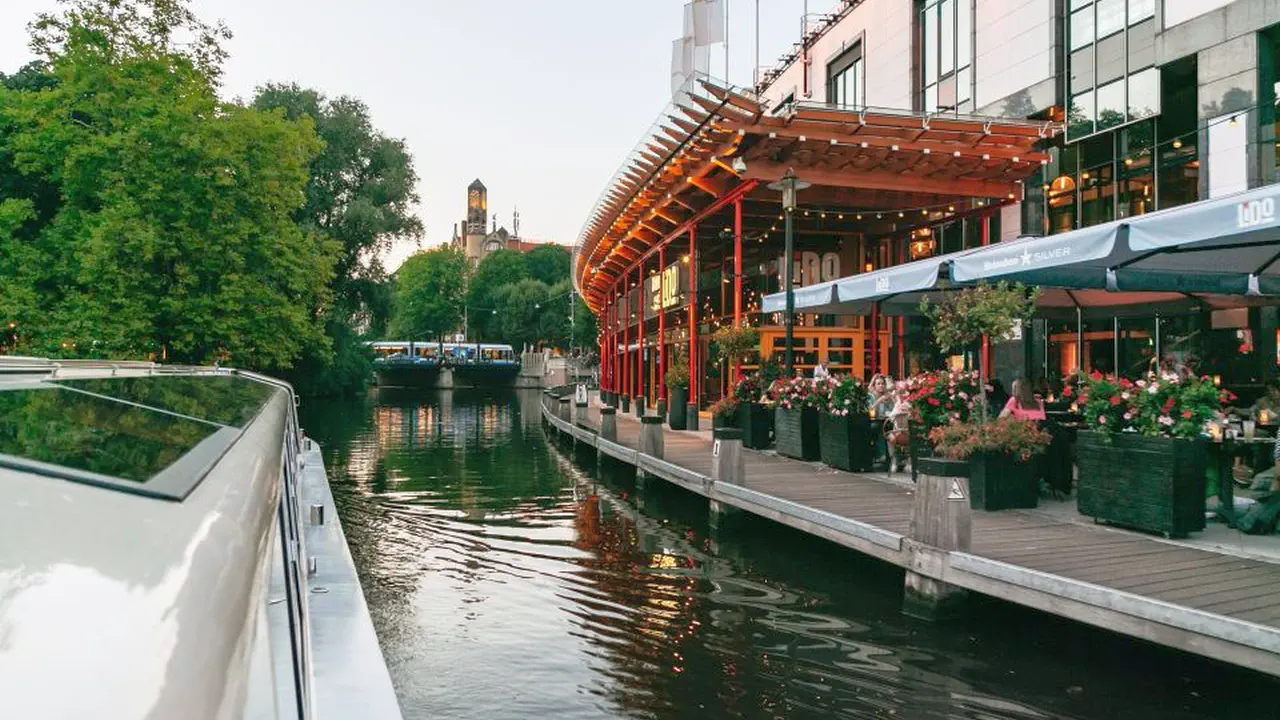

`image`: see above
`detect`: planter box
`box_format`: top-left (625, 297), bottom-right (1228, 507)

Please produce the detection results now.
top-left (775, 406), bottom-right (820, 461)
top-left (818, 412), bottom-right (876, 472)
top-left (968, 452), bottom-right (1039, 511)
top-left (909, 421), bottom-right (934, 484)
top-left (668, 386), bottom-right (688, 430)
top-left (737, 402), bottom-right (773, 449)
top-left (1076, 431), bottom-right (1207, 538)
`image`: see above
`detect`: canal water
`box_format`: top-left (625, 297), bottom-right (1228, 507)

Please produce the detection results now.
top-left (302, 390), bottom-right (1278, 720)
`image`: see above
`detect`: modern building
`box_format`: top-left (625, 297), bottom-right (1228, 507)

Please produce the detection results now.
top-left (574, 0), bottom-right (1280, 409)
top-left (453, 179), bottom-right (555, 267)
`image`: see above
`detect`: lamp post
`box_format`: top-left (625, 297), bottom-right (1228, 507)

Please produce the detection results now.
top-left (767, 168), bottom-right (809, 375)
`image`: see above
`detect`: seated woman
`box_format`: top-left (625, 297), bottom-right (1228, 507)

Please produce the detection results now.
top-left (999, 378), bottom-right (1046, 421)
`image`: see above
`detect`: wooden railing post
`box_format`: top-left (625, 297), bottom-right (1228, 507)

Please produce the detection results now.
top-left (904, 457), bottom-right (972, 620)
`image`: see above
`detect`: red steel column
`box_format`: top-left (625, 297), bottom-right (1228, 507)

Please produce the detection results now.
top-left (688, 226), bottom-right (698, 406)
top-left (621, 282), bottom-right (628, 398)
top-left (634, 265), bottom-right (641, 400)
top-left (733, 199), bottom-right (743, 382)
top-left (897, 241), bottom-right (906, 376)
top-left (659, 245), bottom-right (666, 401)
top-left (981, 214), bottom-right (992, 380)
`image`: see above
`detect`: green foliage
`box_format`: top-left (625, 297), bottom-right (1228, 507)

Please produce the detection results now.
top-left (390, 247), bottom-right (467, 341)
top-left (467, 249), bottom-right (529, 340)
top-left (524, 244), bottom-right (570, 286)
top-left (570, 293), bottom-right (597, 350)
top-left (1078, 372), bottom-right (1229, 438)
top-left (491, 279), bottom-right (552, 351)
top-left (929, 415), bottom-right (1052, 462)
top-left (254, 83), bottom-right (423, 395)
top-left (818, 376), bottom-right (869, 417)
top-left (919, 281), bottom-right (1041, 353)
top-left (0, 0), bottom-right (335, 369)
top-left (711, 325), bottom-right (760, 362)
top-left (665, 346), bottom-right (690, 390)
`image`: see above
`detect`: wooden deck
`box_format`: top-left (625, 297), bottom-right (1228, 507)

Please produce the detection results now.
top-left (541, 393), bottom-right (1280, 678)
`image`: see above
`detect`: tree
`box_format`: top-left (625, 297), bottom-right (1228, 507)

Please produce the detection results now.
top-left (389, 247), bottom-right (467, 341)
top-left (570, 294), bottom-right (597, 351)
top-left (253, 83), bottom-right (424, 395)
top-left (0, 0), bottom-right (335, 369)
top-left (524, 243), bottom-right (570, 286)
top-left (492, 279), bottom-right (551, 350)
top-left (466, 249), bottom-right (528, 340)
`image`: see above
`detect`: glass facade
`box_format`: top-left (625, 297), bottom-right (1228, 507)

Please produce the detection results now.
top-left (920, 0), bottom-right (972, 113)
top-left (1067, 0), bottom-right (1159, 142)
top-left (827, 44), bottom-right (864, 109)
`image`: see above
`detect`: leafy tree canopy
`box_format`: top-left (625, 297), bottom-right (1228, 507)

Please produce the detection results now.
top-left (390, 247), bottom-right (467, 341)
top-left (467, 249), bottom-right (528, 340)
top-left (524, 243), bottom-right (570, 286)
top-left (0, 0), bottom-right (335, 369)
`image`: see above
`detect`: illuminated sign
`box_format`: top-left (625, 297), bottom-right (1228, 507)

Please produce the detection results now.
top-left (778, 251), bottom-right (840, 286)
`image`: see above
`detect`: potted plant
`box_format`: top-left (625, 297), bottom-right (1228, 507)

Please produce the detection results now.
top-left (929, 416), bottom-right (1052, 510)
top-left (817, 376), bottom-right (875, 471)
top-left (767, 376), bottom-right (821, 460)
top-left (665, 346), bottom-right (690, 430)
top-left (712, 325), bottom-right (760, 381)
top-left (728, 371), bottom-right (772, 449)
top-left (709, 395), bottom-right (739, 429)
top-left (1074, 372), bottom-right (1226, 537)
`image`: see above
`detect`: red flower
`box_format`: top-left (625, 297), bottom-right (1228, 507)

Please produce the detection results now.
top-left (1062, 387), bottom-right (1073, 398)
top-left (928, 398), bottom-right (940, 406)
top-left (1109, 396), bottom-right (1122, 406)
top-left (1182, 411), bottom-right (1193, 420)
top-left (945, 402), bottom-right (953, 409)
top-left (1162, 398), bottom-right (1175, 413)
top-left (1090, 370), bottom-right (1103, 381)
top-left (1118, 378), bottom-right (1132, 389)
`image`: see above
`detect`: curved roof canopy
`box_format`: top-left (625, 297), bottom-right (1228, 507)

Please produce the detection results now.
top-left (573, 78), bottom-right (1059, 314)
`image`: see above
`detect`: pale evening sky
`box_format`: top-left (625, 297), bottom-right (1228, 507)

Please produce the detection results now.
top-left (0, 0), bottom-right (836, 269)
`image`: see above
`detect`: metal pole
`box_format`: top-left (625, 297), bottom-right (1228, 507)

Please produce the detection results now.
top-left (784, 209), bottom-right (795, 375)
top-left (1154, 315), bottom-right (1161, 365)
top-left (1113, 316), bottom-right (1120, 377)
top-left (1076, 306), bottom-right (1084, 375)
top-left (754, 0), bottom-right (760, 89)
top-left (725, 0), bottom-right (730, 84)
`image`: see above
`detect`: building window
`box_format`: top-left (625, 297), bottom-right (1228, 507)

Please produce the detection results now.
top-left (827, 44), bottom-right (864, 109)
top-left (920, 0), bottom-right (972, 113)
top-left (1066, 0), bottom-right (1161, 142)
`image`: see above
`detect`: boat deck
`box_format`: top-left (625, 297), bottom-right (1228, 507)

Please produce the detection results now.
top-left (541, 393), bottom-right (1280, 678)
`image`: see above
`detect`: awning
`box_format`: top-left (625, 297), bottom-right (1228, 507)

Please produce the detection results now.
top-left (761, 277), bottom-right (842, 314)
top-left (949, 221), bottom-right (1124, 288)
top-left (1121, 184), bottom-right (1280, 295)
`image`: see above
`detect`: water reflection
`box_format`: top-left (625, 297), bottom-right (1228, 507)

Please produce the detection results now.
top-left (301, 390), bottom-right (1278, 720)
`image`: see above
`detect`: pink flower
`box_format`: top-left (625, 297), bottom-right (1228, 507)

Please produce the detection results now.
top-left (1098, 415), bottom-right (1108, 425)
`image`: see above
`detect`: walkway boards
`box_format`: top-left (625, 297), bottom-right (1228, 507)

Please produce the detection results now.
top-left (544, 395), bottom-right (1280, 678)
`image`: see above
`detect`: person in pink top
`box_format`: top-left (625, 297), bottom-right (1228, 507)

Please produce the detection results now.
top-left (999, 378), bottom-right (1046, 421)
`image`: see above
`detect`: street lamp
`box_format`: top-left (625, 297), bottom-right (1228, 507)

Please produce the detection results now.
top-left (767, 168), bottom-right (809, 375)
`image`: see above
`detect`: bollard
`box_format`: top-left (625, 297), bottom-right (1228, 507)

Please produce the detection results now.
top-left (621, 395), bottom-right (631, 413)
top-left (558, 396), bottom-right (571, 427)
top-left (655, 398), bottom-right (667, 418)
top-left (710, 427), bottom-right (745, 487)
top-left (635, 395), bottom-right (646, 418)
top-left (599, 406), bottom-right (617, 443)
top-left (639, 414), bottom-right (665, 462)
top-left (575, 398), bottom-right (588, 425)
top-left (903, 456), bottom-right (972, 620)
top-left (686, 403), bottom-right (700, 431)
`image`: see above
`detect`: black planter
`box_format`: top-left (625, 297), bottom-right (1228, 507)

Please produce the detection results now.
top-left (968, 452), bottom-right (1039, 510)
top-left (620, 395), bottom-right (630, 413)
top-left (1076, 431), bottom-right (1207, 538)
top-left (775, 406), bottom-right (820, 460)
top-left (908, 421), bottom-right (935, 484)
top-left (737, 402), bottom-right (773, 449)
top-left (818, 412), bottom-right (876, 472)
top-left (668, 386), bottom-right (688, 430)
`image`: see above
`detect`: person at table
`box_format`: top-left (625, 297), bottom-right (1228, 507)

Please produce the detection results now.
top-left (813, 360), bottom-right (831, 381)
top-left (1229, 380), bottom-right (1280, 424)
top-left (868, 374), bottom-right (895, 468)
top-left (984, 378), bottom-right (1009, 419)
top-left (999, 378), bottom-right (1046, 421)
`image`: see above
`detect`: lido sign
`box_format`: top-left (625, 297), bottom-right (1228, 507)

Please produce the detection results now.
top-left (1237, 197), bottom-right (1276, 229)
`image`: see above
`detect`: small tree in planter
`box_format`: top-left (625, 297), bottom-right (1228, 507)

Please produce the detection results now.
top-left (765, 376), bottom-right (822, 460)
top-left (929, 416), bottom-right (1052, 510)
top-left (1074, 372), bottom-right (1228, 537)
top-left (817, 376), bottom-right (875, 471)
top-left (920, 281), bottom-right (1041, 378)
top-left (709, 396), bottom-right (739, 429)
top-left (712, 325), bottom-right (760, 382)
top-left (732, 372), bottom-right (773, 448)
top-left (665, 346), bottom-right (691, 430)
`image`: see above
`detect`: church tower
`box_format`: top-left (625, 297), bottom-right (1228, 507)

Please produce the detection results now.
top-left (464, 179), bottom-right (487, 266)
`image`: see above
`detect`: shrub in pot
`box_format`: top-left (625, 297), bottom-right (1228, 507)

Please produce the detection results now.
top-left (929, 416), bottom-right (1051, 510)
top-left (767, 376), bottom-right (820, 461)
top-left (1074, 372), bottom-right (1227, 537)
top-left (732, 371), bottom-right (774, 449)
top-left (817, 376), bottom-right (875, 472)
top-left (665, 347), bottom-right (690, 430)
top-left (709, 396), bottom-right (739, 429)
top-left (712, 325), bottom-right (760, 381)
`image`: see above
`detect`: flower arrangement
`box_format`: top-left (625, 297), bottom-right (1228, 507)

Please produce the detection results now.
top-left (762, 376), bottom-right (820, 411)
top-left (905, 369), bottom-right (982, 432)
top-left (732, 372), bottom-right (768, 404)
top-left (928, 415), bottom-right (1052, 462)
top-left (818, 376), bottom-right (869, 417)
top-left (709, 395), bottom-right (739, 423)
top-left (1078, 371), bottom-right (1230, 439)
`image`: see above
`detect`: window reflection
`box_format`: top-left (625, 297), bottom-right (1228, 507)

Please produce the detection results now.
top-left (1118, 120), bottom-right (1155, 219)
top-left (1096, 0), bottom-right (1125, 38)
top-left (1071, 7), bottom-right (1094, 51)
top-left (1096, 79), bottom-right (1125, 131)
top-left (1096, 33), bottom-right (1125, 85)
top-left (1069, 90), bottom-right (1095, 138)
top-left (1127, 19), bottom-right (1155, 72)
top-left (1127, 67), bottom-right (1159, 119)
top-left (1127, 0), bottom-right (1155, 24)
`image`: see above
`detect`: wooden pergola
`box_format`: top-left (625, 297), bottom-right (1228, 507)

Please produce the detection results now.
top-left (577, 80), bottom-right (1061, 406)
